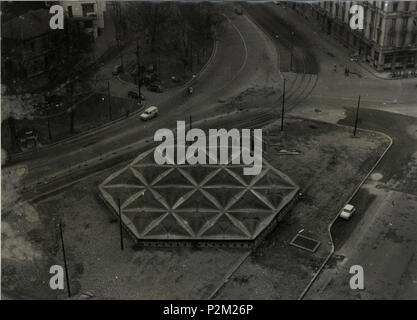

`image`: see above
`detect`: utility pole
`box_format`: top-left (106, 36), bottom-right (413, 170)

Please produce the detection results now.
top-left (59, 223), bottom-right (71, 298)
top-left (118, 198), bottom-right (124, 251)
top-left (353, 95), bottom-right (361, 137)
top-left (107, 80), bottom-right (112, 120)
top-left (117, 39), bottom-right (124, 71)
top-left (189, 115), bottom-right (192, 132)
top-left (188, 115), bottom-right (192, 147)
top-left (115, 1), bottom-right (124, 71)
top-left (281, 78), bottom-right (286, 132)
top-left (136, 41), bottom-right (142, 105)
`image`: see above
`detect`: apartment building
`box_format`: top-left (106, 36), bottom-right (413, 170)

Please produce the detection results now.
top-left (59, 1), bottom-right (107, 40)
top-left (1, 9), bottom-right (67, 88)
top-left (310, 1), bottom-right (417, 74)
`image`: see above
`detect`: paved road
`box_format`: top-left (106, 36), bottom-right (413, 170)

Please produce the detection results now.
top-left (306, 108), bottom-right (417, 299)
top-left (266, 3), bottom-right (417, 300)
top-left (7, 8), bottom-right (281, 201)
top-left (213, 3), bottom-right (417, 300)
top-left (5, 3), bottom-right (416, 300)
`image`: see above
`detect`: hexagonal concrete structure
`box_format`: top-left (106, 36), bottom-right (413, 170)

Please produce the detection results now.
top-left (99, 147), bottom-right (299, 243)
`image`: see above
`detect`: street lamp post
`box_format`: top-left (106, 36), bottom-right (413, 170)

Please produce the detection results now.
top-left (136, 41), bottom-right (142, 105)
top-left (107, 81), bottom-right (112, 120)
top-left (353, 95), bottom-right (361, 137)
top-left (281, 78), bottom-right (286, 132)
top-left (59, 223), bottom-right (71, 298)
top-left (118, 198), bottom-right (124, 251)
top-left (117, 39), bottom-right (124, 71)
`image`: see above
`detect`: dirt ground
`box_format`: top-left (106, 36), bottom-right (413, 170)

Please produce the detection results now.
top-left (1, 117), bottom-right (390, 299)
top-left (215, 118), bottom-right (391, 299)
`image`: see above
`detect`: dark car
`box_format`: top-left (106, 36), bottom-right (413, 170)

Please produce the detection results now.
top-left (17, 128), bottom-right (39, 149)
top-left (127, 90), bottom-right (145, 100)
top-left (148, 84), bottom-right (164, 93)
top-left (45, 94), bottom-right (63, 108)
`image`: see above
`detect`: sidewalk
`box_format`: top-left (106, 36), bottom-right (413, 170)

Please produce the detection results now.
top-left (290, 5), bottom-right (417, 82)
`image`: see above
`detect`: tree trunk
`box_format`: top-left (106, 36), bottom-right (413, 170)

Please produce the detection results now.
top-left (9, 117), bottom-right (17, 151)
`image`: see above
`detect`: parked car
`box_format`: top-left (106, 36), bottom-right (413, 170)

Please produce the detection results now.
top-left (112, 64), bottom-right (122, 75)
top-left (339, 204), bottom-right (356, 220)
top-left (17, 128), bottom-right (39, 149)
top-left (127, 90), bottom-right (145, 100)
top-left (45, 94), bottom-right (63, 108)
top-left (349, 54), bottom-right (360, 62)
top-left (148, 84), bottom-right (164, 93)
top-left (140, 106), bottom-right (159, 121)
top-left (171, 75), bottom-right (181, 83)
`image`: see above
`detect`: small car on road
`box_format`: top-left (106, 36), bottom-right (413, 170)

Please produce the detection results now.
top-left (17, 128), bottom-right (39, 149)
top-left (127, 90), bottom-right (145, 100)
top-left (148, 84), bottom-right (164, 93)
top-left (339, 204), bottom-right (356, 220)
top-left (140, 106), bottom-right (159, 121)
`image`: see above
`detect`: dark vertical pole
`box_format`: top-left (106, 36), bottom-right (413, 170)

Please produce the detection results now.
top-left (118, 198), bottom-right (124, 251)
top-left (281, 78), bottom-right (286, 132)
top-left (107, 81), bottom-right (112, 120)
top-left (353, 95), bottom-right (361, 136)
top-left (266, 129), bottom-right (269, 154)
top-left (59, 223), bottom-right (71, 298)
top-left (188, 115), bottom-right (192, 146)
top-left (136, 42), bottom-right (142, 104)
top-left (47, 118), bottom-right (52, 141)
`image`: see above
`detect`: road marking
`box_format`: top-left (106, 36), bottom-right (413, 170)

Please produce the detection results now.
top-left (223, 14), bottom-right (248, 83)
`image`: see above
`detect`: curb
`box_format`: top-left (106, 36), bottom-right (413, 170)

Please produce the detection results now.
top-left (242, 5), bottom-right (284, 82)
top-left (8, 104), bottom-right (146, 162)
top-left (297, 119), bottom-right (393, 300)
top-left (183, 38), bottom-right (218, 89)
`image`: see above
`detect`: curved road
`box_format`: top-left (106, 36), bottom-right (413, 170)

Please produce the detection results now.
top-left (8, 7), bottom-right (281, 202)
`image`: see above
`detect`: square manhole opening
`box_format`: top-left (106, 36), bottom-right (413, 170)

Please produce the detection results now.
top-left (289, 234), bottom-right (321, 253)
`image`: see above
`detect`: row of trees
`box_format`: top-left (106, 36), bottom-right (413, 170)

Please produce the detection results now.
top-left (120, 2), bottom-right (226, 75)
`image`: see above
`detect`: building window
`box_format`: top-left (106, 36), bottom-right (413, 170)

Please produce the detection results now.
top-left (384, 54), bottom-right (393, 64)
top-left (404, 2), bottom-right (410, 11)
top-left (82, 3), bottom-right (95, 17)
top-left (68, 6), bottom-right (73, 18)
top-left (400, 32), bottom-right (406, 47)
top-left (393, 2), bottom-right (398, 12)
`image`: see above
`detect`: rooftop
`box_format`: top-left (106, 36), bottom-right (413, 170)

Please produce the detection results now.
top-left (99, 146), bottom-right (299, 242)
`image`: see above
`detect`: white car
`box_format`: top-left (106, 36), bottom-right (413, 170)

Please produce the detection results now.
top-left (140, 106), bottom-right (159, 121)
top-left (339, 204), bottom-right (356, 220)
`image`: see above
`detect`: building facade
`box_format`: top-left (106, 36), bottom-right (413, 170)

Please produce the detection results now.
top-left (59, 1), bottom-right (107, 40)
top-left (310, 1), bottom-right (417, 74)
top-left (1, 9), bottom-right (67, 90)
